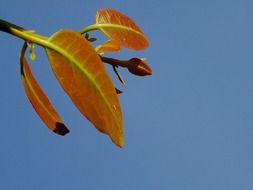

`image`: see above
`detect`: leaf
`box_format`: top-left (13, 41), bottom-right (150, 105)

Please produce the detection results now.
top-left (21, 57), bottom-right (69, 135)
top-left (95, 40), bottom-right (121, 54)
top-left (45, 29), bottom-right (124, 147)
top-left (96, 9), bottom-right (149, 50)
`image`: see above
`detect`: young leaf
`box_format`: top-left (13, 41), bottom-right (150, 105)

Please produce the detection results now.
top-left (45, 30), bottom-right (124, 147)
top-left (96, 9), bottom-right (149, 50)
top-left (21, 57), bottom-right (69, 135)
top-left (95, 40), bottom-right (121, 54)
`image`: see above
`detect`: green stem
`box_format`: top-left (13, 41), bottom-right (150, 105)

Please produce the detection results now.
top-left (79, 24), bottom-right (99, 34)
top-left (0, 19), bottom-right (51, 48)
top-left (0, 19), bottom-right (25, 33)
top-left (0, 19), bottom-right (137, 71)
top-left (0, 20), bottom-right (98, 60)
top-left (0, 19), bottom-right (79, 61)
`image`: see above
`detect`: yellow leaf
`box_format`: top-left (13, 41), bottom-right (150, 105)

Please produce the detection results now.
top-left (95, 40), bottom-right (121, 54)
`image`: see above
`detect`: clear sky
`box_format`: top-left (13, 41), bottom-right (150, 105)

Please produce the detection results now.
top-left (1, 0), bottom-right (253, 189)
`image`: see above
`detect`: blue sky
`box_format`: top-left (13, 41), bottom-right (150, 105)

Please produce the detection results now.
top-left (1, 0), bottom-right (253, 189)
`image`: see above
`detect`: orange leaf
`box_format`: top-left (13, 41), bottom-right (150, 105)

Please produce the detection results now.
top-left (46, 30), bottom-right (124, 147)
top-left (96, 9), bottom-right (149, 50)
top-left (21, 57), bottom-right (69, 135)
top-left (95, 40), bottom-right (121, 54)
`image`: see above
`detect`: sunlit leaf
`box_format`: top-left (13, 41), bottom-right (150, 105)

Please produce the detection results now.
top-left (46, 30), bottom-right (124, 147)
top-left (96, 9), bottom-right (149, 50)
top-left (21, 57), bottom-right (69, 135)
top-left (95, 40), bottom-right (121, 54)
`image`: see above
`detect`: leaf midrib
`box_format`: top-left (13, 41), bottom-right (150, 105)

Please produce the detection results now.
top-left (23, 62), bottom-right (59, 123)
top-left (47, 31), bottom-right (121, 130)
top-left (96, 23), bottom-right (144, 36)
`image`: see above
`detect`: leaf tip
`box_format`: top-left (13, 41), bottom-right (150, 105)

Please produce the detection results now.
top-left (114, 136), bottom-right (124, 148)
top-left (112, 125), bottom-right (124, 148)
top-left (115, 88), bottom-right (123, 94)
top-left (54, 122), bottom-right (70, 136)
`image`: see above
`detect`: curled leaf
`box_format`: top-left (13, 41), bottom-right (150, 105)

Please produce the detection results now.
top-left (46, 29), bottom-right (124, 147)
top-left (95, 40), bottom-right (121, 54)
top-left (127, 58), bottom-right (152, 76)
top-left (96, 9), bottom-right (149, 50)
top-left (21, 57), bottom-right (69, 135)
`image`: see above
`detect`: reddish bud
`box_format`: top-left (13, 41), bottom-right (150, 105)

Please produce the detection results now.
top-left (127, 58), bottom-right (152, 76)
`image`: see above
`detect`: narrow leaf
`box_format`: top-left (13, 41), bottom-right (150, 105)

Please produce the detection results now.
top-left (46, 30), bottom-right (124, 147)
top-left (96, 9), bottom-right (149, 50)
top-left (21, 57), bottom-right (69, 135)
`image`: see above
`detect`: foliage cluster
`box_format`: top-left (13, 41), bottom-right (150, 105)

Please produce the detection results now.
top-left (0, 9), bottom-right (152, 147)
